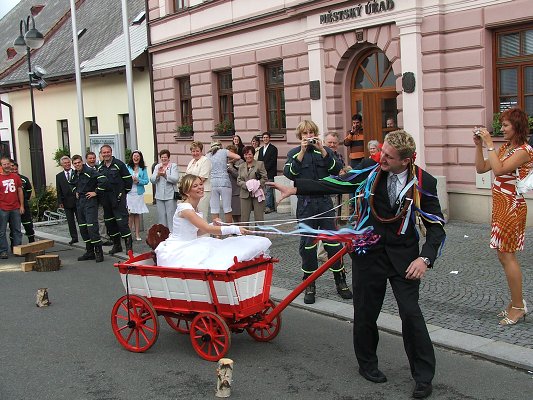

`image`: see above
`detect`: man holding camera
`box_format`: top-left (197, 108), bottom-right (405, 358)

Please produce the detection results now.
top-left (284, 120), bottom-right (352, 304)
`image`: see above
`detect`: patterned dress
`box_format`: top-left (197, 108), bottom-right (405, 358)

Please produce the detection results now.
top-left (490, 142), bottom-right (533, 252)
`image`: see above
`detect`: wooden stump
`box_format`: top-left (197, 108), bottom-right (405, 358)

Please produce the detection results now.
top-left (25, 250), bottom-right (45, 262)
top-left (34, 255), bottom-right (61, 272)
top-left (36, 288), bottom-right (51, 307)
top-left (215, 358), bottom-right (233, 398)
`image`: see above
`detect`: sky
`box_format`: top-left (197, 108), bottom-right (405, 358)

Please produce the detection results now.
top-left (0, 0), bottom-right (22, 19)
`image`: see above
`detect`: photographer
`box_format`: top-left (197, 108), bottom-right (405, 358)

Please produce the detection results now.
top-left (284, 120), bottom-right (352, 304)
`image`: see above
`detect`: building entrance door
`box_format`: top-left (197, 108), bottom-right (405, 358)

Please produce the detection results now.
top-left (28, 123), bottom-right (46, 192)
top-left (350, 49), bottom-right (398, 156)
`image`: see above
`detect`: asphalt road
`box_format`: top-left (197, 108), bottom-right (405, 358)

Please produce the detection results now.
top-left (1, 244), bottom-right (532, 399)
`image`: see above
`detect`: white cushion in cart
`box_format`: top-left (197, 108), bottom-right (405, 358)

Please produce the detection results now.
top-left (120, 269), bottom-right (266, 304)
top-left (155, 235), bottom-right (271, 270)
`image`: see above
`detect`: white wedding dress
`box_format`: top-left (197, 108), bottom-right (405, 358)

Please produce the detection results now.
top-left (154, 203), bottom-right (271, 270)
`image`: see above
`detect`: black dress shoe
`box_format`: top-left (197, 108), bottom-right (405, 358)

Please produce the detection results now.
top-left (358, 367), bottom-right (387, 383)
top-left (102, 240), bottom-right (114, 246)
top-left (412, 382), bottom-right (432, 399)
top-left (68, 239), bottom-right (79, 245)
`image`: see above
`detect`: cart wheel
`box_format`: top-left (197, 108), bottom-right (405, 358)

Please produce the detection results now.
top-left (164, 315), bottom-right (191, 334)
top-left (111, 294), bottom-right (159, 353)
top-left (246, 299), bottom-right (282, 342)
top-left (190, 312), bottom-right (231, 361)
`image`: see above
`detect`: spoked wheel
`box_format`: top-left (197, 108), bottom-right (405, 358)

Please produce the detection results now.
top-left (164, 315), bottom-right (191, 334)
top-left (246, 299), bottom-right (282, 342)
top-left (111, 294), bottom-right (159, 352)
top-left (190, 312), bottom-right (231, 361)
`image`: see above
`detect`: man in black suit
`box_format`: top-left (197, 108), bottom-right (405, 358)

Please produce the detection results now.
top-left (257, 132), bottom-right (278, 213)
top-left (56, 156), bottom-right (78, 245)
top-left (270, 130), bottom-right (445, 399)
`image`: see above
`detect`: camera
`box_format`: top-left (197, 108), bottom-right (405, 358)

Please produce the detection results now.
top-left (474, 130), bottom-right (481, 136)
top-left (307, 138), bottom-right (317, 145)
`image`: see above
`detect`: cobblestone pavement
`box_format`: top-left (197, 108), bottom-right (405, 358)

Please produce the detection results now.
top-left (34, 204), bottom-right (532, 349)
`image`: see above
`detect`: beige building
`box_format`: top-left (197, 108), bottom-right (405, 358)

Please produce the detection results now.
top-left (0, 0), bottom-right (154, 199)
top-left (147, 0), bottom-right (533, 223)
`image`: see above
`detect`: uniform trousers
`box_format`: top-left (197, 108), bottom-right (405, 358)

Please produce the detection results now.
top-left (352, 249), bottom-right (435, 384)
top-left (296, 196), bottom-right (342, 274)
top-left (76, 196), bottom-right (101, 244)
top-left (103, 194), bottom-right (131, 238)
top-left (20, 201), bottom-right (35, 241)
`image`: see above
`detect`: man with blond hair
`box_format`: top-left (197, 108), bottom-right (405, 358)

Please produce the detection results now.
top-left (284, 120), bottom-right (352, 304)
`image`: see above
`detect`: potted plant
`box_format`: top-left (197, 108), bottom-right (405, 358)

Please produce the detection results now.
top-left (53, 146), bottom-right (70, 166)
top-left (175, 124), bottom-right (193, 138)
top-left (214, 119), bottom-right (234, 136)
top-left (492, 112), bottom-right (533, 136)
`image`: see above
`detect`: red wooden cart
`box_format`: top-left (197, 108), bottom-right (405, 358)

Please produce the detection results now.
top-left (111, 237), bottom-right (352, 361)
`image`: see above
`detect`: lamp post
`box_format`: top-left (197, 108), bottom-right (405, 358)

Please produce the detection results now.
top-left (13, 14), bottom-right (46, 192)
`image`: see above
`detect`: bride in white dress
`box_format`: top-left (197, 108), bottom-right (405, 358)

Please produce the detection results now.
top-left (155, 174), bottom-right (272, 270)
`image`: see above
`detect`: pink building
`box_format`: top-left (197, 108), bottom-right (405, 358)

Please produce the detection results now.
top-left (147, 0), bottom-right (533, 223)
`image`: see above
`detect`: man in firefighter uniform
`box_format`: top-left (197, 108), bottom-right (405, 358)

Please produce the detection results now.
top-left (70, 154), bottom-right (107, 262)
top-left (283, 120), bottom-right (352, 304)
top-left (97, 145), bottom-right (133, 255)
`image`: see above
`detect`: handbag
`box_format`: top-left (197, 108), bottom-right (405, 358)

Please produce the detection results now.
top-left (515, 168), bottom-right (533, 195)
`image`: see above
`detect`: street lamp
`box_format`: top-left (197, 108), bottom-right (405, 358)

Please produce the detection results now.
top-left (13, 14), bottom-right (46, 192)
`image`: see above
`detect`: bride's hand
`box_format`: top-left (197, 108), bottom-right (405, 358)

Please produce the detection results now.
top-left (212, 218), bottom-right (222, 226)
top-left (239, 227), bottom-right (249, 235)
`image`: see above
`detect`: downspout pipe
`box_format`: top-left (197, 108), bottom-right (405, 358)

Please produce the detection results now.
top-left (0, 99), bottom-right (17, 162)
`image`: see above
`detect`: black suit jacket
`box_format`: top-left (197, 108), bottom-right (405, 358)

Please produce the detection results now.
top-left (258, 144), bottom-right (278, 179)
top-left (56, 170), bottom-right (76, 209)
top-left (295, 159), bottom-right (445, 275)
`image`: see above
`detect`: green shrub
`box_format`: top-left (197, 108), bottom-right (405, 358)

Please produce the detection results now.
top-left (175, 124), bottom-right (194, 137)
top-left (492, 112), bottom-right (533, 136)
top-left (53, 147), bottom-right (70, 166)
top-left (30, 185), bottom-right (58, 222)
top-left (125, 148), bottom-right (132, 164)
top-left (214, 120), bottom-right (234, 135)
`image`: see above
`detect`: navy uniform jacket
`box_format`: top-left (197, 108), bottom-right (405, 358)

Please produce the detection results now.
top-left (19, 174), bottom-right (32, 205)
top-left (97, 157), bottom-right (132, 203)
top-left (69, 165), bottom-right (108, 197)
top-left (283, 145), bottom-right (342, 182)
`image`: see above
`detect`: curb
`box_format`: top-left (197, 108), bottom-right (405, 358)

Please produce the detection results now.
top-left (36, 231), bottom-right (533, 372)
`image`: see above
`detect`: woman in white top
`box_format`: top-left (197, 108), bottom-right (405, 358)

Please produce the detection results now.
top-left (150, 149), bottom-right (179, 229)
top-left (155, 174), bottom-right (271, 269)
top-left (185, 141), bottom-right (211, 221)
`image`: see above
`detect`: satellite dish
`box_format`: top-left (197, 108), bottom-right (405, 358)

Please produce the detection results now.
top-left (32, 65), bottom-right (47, 78)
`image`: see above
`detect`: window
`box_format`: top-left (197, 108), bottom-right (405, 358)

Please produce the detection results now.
top-left (495, 26), bottom-right (533, 116)
top-left (218, 70), bottom-right (234, 128)
top-left (175, 0), bottom-right (189, 11)
top-left (179, 77), bottom-right (193, 127)
top-left (0, 103), bottom-right (3, 121)
top-left (265, 63), bottom-right (286, 134)
top-left (121, 114), bottom-right (130, 150)
top-left (59, 119), bottom-right (70, 150)
top-left (88, 117), bottom-right (98, 135)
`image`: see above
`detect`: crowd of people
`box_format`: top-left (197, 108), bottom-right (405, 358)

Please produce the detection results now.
top-left (0, 108), bottom-right (531, 399)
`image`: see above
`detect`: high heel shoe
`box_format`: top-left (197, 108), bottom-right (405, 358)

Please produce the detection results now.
top-left (497, 307), bottom-right (509, 318)
top-left (499, 300), bottom-right (528, 326)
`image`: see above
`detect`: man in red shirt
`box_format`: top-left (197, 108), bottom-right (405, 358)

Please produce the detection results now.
top-left (0, 157), bottom-right (24, 259)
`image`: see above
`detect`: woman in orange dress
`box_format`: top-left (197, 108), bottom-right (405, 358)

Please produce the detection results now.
top-left (474, 107), bottom-right (532, 326)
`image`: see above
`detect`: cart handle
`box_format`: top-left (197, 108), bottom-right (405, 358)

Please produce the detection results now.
top-left (262, 244), bottom-right (350, 324)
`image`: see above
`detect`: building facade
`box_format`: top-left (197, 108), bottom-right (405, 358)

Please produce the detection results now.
top-left (147, 0), bottom-right (533, 223)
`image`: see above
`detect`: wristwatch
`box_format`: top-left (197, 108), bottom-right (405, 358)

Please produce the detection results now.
top-left (420, 257), bottom-right (431, 266)
top-left (487, 147), bottom-right (495, 151)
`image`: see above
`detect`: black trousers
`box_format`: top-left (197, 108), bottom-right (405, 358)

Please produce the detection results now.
top-left (20, 203), bottom-right (35, 242)
top-left (64, 206), bottom-right (78, 241)
top-left (77, 197), bottom-right (101, 244)
top-left (352, 249), bottom-right (435, 384)
top-left (102, 193), bottom-right (131, 238)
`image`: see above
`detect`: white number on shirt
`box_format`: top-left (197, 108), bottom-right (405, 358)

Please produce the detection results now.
top-left (2, 179), bottom-right (16, 193)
